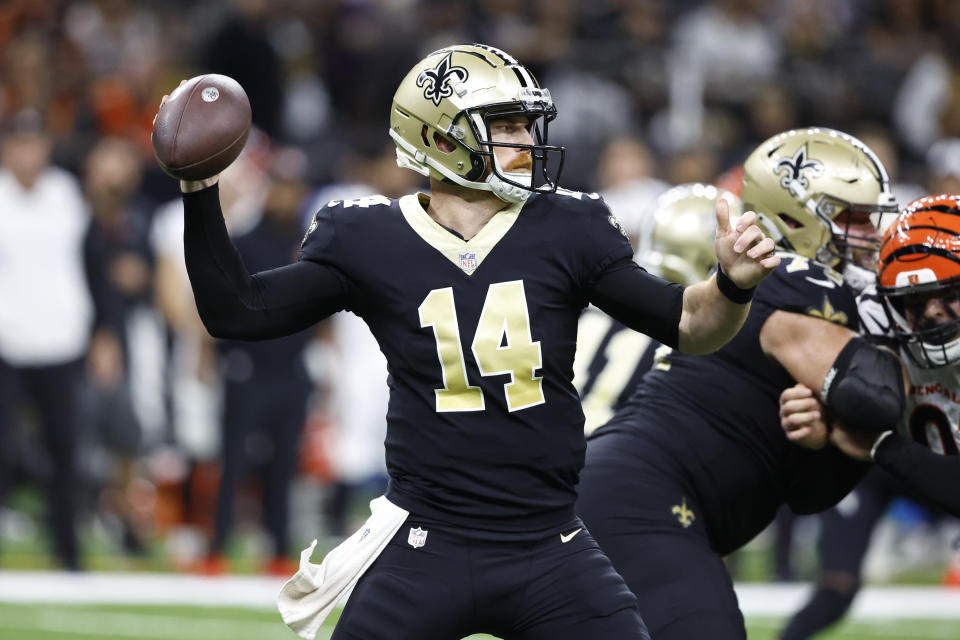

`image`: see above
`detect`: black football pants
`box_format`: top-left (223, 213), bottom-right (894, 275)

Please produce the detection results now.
top-left (577, 457), bottom-right (747, 640)
top-left (212, 376), bottom-right (309, 557)
top-left (331, 514), bottom-right (648, 640)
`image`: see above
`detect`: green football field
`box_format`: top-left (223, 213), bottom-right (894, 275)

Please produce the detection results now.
top-left (0, 603), bottom-right (956, 640)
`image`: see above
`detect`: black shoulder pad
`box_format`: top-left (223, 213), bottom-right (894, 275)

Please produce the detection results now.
top-left (756, 253), bottom-right (859, 331)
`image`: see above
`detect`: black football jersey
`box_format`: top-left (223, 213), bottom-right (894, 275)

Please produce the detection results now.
top-left (300, 191), bottom-right (681, 533)
top-left (593, 252), bottom-right (862, 553)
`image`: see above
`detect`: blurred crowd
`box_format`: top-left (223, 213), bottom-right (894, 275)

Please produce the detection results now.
top-left (2, 0), bottom-right (960, 577)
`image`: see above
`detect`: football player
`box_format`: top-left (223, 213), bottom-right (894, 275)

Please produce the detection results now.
top-left (576, 127), bottom-right (904, 640)
top-left (162, 44), bottom-right (778, 639)
top-left (575, 182), bottom-right (736, 435)
top-left (777, 194), bottom-right (960, 640)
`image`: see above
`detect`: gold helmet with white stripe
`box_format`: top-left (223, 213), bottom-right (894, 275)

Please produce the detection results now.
top-left (389, 44), bottom-right (564, 203)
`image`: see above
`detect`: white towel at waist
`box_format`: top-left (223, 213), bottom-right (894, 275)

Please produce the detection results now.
top-left (277, 495), bottom-right (409, 640)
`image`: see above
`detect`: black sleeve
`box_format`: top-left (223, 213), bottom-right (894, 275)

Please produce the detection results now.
top-left (589, 256), bottom-right (684, 349)
top-left (785, 446), bottom-right (872, 514)
top-left (182, 184), bottom-right (348, 340)
top-left (874, 433), bottom-right (960, 517)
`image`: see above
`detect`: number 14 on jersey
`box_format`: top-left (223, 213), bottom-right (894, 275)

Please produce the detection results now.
top-left (419, 281), bottom-right (545, 413)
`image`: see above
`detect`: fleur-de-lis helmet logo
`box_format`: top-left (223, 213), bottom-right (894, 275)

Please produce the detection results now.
top-left (775, 144), bottom-right (824, 191)
top-left (416, 52), bottom-right (469, 106)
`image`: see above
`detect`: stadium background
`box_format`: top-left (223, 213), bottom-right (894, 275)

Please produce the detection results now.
top-left (1, 0), bottom-right (960, 638)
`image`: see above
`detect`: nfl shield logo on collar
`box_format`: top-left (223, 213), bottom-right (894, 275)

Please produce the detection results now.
top-left (459, 251), bottom-right (478, 273)
top-left (407, 526), bottom-right (428, 548)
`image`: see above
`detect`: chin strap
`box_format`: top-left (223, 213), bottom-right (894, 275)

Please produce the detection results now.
top-left (486, 172), bottom-right (531, 203)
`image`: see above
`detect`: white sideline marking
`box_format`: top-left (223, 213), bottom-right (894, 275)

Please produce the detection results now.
top-left (0, 571), bottom-right (959, 620)
top-left (0, 570), bottom-right (286, 607)
top-left (0, 609), bottom-right (302, 640)
top-left (735, 583), bottom-right (960, 620)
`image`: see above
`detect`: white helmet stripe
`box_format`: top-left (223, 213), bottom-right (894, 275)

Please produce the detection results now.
top-left (475, 43), bottom-right (518, 64)
top-left (472, 43), bottom-right (534, 87)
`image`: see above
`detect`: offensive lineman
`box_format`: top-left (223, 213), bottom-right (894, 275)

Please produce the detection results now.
top-left (577, 128), bottom-right (904, 640)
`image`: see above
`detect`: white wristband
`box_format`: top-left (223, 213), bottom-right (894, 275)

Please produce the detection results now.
top-left (180, 175), bottom-right (220, 193)
top-left (870, 430), bottom-right (894, 461)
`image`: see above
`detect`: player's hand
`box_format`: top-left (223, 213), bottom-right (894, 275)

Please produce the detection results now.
top-left (780, 383), bottom-right (828, 450)
top-left (714, 199), bottom-right (779, 289)
top-left (829, 423), bottom-right (875, 461)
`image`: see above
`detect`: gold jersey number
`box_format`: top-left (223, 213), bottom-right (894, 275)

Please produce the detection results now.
top-left (419, 281), bottom-right (544, 413)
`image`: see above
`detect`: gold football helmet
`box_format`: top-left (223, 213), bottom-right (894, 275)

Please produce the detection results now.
top-left (741, 128), bottom-right (897, 286)
top-left (389, 44), bottom-right (563, 203)
top-left (636, 183), bottom-right (737, 286)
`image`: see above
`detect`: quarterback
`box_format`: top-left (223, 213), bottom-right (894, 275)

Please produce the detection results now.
top-left (577, 128), bottom-right (904, 640)
top-left (164, 44), bottom-right (777, 639)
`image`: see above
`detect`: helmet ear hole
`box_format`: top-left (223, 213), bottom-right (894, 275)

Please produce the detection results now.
top-left (420, 125), bottom-right (431, 147)
top-left (433, 131), bottom-right (456, 153)
top-left (778, 213), bottom-right (802, 229)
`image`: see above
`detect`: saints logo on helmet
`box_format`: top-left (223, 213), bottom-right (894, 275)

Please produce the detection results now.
top-left (389, 44), bottom-right (564, 203)
top-left (636, 183), bottom-right (737, 286)
top-left (742, 128), bottom-right (898, 291)
top-left (878, 194), bottom-right (960, 368)
top-left (416, 53), bottom-right (468, 106)
top-left (775, 146), bottom-right (823, 192)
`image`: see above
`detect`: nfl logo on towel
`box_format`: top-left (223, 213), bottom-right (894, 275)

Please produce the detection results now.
top-left (408, 526), bottom-right (428, 548)
top-left (459, 251), bottom-right (478, 273)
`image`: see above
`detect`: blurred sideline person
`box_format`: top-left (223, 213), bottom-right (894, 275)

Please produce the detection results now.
top-left (163, 43), bottom-right (778, 639)
top-left (778, 194), bottom-right (960, 639)
top-left (575, 183), bottom-right (734, 435)
top-left (197, 149), bottom-right (314, 576)
top-left (577, 128), bottom-right (904, 640)
top-left (0, 110), bottom-right (93, 570)
top-left (592, 136), bottom-right (670, 247)
top-left (80, 136), bottom-right (156, 554)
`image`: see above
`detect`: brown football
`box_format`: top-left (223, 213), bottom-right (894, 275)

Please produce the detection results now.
top-left (152, 74), bottom-right (251, 181)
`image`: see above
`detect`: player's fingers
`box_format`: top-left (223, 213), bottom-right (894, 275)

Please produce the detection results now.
top-left (747, 236), bottom-right (776, 259)
top-left (782, 409), bottom-right (821, 430)
top-left (760, 254), bottom-right (781, 269)
top-left (735, 210), bottom-right (757, 233)
top-left (785, 426), bottom-right (813, 443)
top-left (715, 197), bottom-right (731, 235)
top-left (780, 396), bottom-right (819, 418)
top-left (781, 383), bottom-right (814, 402)
top-left (733, 225), bottom-right (763, 253)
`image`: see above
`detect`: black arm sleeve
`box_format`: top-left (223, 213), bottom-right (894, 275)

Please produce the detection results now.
top-left (874, 433), bottom-right (960, 517)
top-left (182, 184), bottom-right (348, 340)
top-left (589, 257), bottom-right (684, 349)
top-left (785, 446), bottom-right (872, 514)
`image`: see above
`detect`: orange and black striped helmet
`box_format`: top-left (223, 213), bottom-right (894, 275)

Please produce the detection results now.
top-left (878, 194), bottom-right (960, 367)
